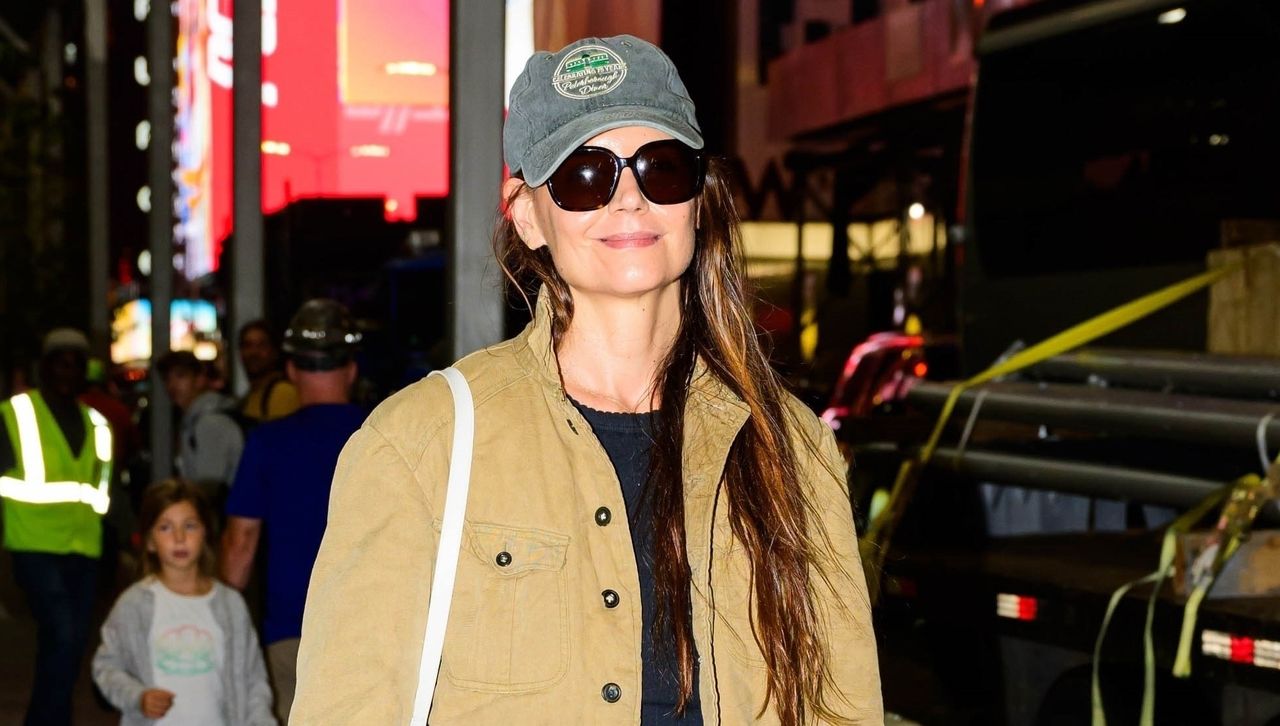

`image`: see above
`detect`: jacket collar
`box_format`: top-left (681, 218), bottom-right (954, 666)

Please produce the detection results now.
top-left (511, 288), bottom-right (751, 420)
top-left (511, 289), bottom-right (751, 499)
top-left (511, 290), bottom-right (564, 396)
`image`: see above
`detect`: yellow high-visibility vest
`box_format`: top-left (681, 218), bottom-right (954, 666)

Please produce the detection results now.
top-left (0, 391), bottom-right (112, 557)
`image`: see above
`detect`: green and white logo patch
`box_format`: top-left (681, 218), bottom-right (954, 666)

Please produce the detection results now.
top-left (552, 45), bottom-right (627, 100)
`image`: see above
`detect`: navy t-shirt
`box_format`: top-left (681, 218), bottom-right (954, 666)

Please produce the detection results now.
top-left (571, 399), bottom-right (702, 724)
top-left (225, 403), bottom-right (366, 644)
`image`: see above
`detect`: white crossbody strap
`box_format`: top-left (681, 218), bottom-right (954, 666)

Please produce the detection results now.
top-left (409, 367), bottom-right (474, 725)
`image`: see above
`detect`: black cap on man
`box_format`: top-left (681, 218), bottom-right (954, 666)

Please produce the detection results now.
top-left (281, 300), bottom-right (362, 372)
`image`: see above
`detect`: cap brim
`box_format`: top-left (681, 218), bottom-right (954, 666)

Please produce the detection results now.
top-left (518, 105), bottom-right (705, 187)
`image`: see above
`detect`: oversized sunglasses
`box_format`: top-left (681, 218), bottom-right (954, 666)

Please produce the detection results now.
top-left (545, 139), bottom-right (706, 212)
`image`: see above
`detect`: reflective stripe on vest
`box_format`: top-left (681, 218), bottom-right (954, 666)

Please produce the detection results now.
top-left (0, 393), bottom-right (113, 515)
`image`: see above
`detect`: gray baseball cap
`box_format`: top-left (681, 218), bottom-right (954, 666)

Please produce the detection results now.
top-left (504, 35), bottom-right (704, 188)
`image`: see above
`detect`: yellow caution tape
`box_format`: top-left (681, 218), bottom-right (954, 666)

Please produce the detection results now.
top-left (860, 264), bottom-right (1237, 601)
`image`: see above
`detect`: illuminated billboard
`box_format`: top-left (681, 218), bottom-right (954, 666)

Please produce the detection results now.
top-left (173, 0), bottom-right (451, 280)
top-left (111, 299), bottom-right (221, 364)
top-left (173, 0), bottom-right (221, 280)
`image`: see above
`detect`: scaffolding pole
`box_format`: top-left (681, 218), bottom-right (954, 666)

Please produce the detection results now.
top-left (449, 0), bottom-right (505, 359)
top-left (84, 0), bottom-right (109, 360)
top-left (147, 1), bottom-right (175, 482)
top-left (232, 0), bottom-right (264, 394)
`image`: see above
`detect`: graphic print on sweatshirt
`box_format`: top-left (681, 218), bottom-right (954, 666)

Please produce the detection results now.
top-left (148, 579), bottom-right (228, 725)
top-left (155, 623), bottom-right (217, 676)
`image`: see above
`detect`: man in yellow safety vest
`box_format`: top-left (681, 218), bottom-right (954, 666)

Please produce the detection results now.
top-left (0, 328), bottom-right (112, 726)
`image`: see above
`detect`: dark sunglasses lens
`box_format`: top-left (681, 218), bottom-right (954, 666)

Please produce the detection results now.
top-left (635, 142), bottom-right (703, 205)
top-left (547, 149), bottom-right (617, 211)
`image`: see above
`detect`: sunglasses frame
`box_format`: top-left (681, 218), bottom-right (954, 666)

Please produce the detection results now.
top-left (545, 139), bottom-right (707, 212)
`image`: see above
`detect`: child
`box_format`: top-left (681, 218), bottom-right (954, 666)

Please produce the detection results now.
top-left (93, 479), bottom-right (276, 725)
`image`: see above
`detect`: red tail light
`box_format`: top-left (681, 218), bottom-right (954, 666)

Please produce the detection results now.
top-left (997, 593), bottom-right (1038, 622)
top-left (1203, 630), bottom-right (1280, 670)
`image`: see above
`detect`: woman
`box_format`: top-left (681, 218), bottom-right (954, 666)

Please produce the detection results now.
top-left (293, 35), bottom-right (882, 725)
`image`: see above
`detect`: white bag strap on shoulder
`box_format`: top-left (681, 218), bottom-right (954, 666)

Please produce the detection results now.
top-left (409, 367), bottom-right (474, 725)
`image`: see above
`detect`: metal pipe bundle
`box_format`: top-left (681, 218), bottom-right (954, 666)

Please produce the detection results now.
top-left (854, 443), bottom-right (1280, 522)
top-left (1029, 348), bottom-right (1280, 399)
top-left (907, 380), bottom-right (1280, 450)
top-left (894, 348), bottom-right (1280, 513)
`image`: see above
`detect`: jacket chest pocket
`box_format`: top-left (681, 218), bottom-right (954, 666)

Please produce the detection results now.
top-left (441, 522), bottom-right (570, 692)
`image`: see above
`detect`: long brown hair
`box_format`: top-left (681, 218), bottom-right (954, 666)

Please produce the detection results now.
top-left (496, 158), bottom-right (844, 723)
top-left (138, 478), bottom-right (217, 579)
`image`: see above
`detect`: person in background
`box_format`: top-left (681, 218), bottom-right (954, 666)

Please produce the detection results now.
top-left (82, 357), bottom-right (143, 580)
top-left (0, 328), bottom-right (114, 726)
top-left (202, 359), bottom-right (229, 394)
top-left (221, 299), bottom-right (365, 724)
top-left (92, 479), bottom-right (276, 725)
top-left (156, 351), bottom-right (243, 513)
top-left (81, 358), bottom-right (140, 467)
top-left (237, 321), bottom-right (300, 424)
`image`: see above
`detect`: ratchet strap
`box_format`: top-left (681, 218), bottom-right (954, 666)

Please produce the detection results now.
top-left (1090, 457), bottom-right (1277, 726)
top-left (860, 265), bottom-right (1236, 601)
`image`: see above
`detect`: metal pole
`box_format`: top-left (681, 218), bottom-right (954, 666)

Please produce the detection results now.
top-left (232, 0), bottom-right (264, 394)
top-left (148, 0), bottom-right (175, 483)
top-left (925, 446), bottom-right (1280, 522)
top-left (84, 0), bottom-right (109, 360)
top-left (1031, 348), bottom-right (1280, 399)
top-left (909, 380), bottom-right (1280, 450)
top-left (978, 0), bottom-right (1180, 56)
top-left (790, 169), bottom-right (807, 364)
top-left (827, 168), bottom-right (852, 296)
top-left (449, 0), bottom-right (505, 360)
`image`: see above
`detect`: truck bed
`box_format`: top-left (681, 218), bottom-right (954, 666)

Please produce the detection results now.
top-left (881, 532), bottom-right (1280, 691)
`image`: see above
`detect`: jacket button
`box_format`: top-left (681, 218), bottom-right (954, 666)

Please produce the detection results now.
top-left (495, 551), bottom-right (512, 567)
top-left (594, 507), bottom-right (612, 526)
top-left (602, 589), bottom-right (620, 608)
top-left (601, 682), bottom-right (622, 703)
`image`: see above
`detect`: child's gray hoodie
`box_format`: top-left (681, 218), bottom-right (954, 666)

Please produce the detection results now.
top-left (92, 578), bottom-right (277, 725)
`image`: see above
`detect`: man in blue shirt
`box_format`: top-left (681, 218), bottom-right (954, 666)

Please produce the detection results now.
top-left (221, 300), bottom-right (366, 723)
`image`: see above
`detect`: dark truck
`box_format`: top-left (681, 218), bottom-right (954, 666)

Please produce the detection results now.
top-left (840, 1), bottom-right (1280, 723)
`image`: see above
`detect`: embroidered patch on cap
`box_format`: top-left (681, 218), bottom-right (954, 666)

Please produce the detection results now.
top-left (552, 45), bottom-right (628, 100)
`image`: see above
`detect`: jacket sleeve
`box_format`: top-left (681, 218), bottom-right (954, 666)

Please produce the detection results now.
top-left (229, 589), bottom-right (278, 725)
top-left (808, 423), bottom-right (885, 724)
top-left (291, 423), bottom-right (441, 725)
top-left (91, 595), bottom-right (148, 717)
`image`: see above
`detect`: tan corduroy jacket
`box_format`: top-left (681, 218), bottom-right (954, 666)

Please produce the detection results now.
top-left (292, 298), bottom-right (883, 725)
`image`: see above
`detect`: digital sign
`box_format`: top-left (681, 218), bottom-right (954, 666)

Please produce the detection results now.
top-left (173, 0), bottom-right (451, 280)
top-left (111, 299), bottom-right (221, 363)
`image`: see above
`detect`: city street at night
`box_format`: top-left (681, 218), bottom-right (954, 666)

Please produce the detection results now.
top-left (2, 0), bottom-right (1279, 724)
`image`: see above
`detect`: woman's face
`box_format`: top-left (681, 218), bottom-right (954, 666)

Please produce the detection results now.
top-left (508, 126), bottom-right (697, 301)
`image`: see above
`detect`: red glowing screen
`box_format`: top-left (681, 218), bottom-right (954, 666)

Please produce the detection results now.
top-left (175, 0), bottom-right (450, 279)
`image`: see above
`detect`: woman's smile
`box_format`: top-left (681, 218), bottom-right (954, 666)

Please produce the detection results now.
top-left (598, 231), bottom-right (661, 249)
